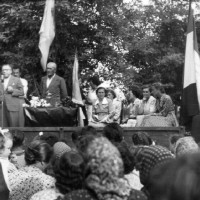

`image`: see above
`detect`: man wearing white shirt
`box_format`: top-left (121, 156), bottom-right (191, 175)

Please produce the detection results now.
top-left (40, 62), bottom-right (68, 106)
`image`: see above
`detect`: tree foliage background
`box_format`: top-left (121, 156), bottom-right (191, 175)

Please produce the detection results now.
top-left (0, 0), bottom-right (200, 104)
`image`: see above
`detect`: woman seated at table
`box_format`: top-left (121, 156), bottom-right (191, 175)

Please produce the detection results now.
top-left (140, 82), bottom-right (179, 127)
top-left (89, 87), bottom-right (114, 127)
top-left (136, 85), bottom-right (156, 126)
top-left (107, 89), bottom-right (122, 124)
top-left (121, 86), bottom-right (142, 127)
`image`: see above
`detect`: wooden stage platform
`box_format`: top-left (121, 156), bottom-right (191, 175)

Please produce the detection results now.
top-left (7, 126), bottom-right (185, 148)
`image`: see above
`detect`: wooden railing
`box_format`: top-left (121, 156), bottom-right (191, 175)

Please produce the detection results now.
top-left (8, 126), bottom-right (185, 148)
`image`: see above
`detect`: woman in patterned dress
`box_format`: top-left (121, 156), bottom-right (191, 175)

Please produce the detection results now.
top-left (9, 140), bottom-right (55, 200)
top-left (140, 82), bottom-right (179, 127)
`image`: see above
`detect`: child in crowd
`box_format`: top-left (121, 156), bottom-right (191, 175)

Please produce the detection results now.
top-left (10, 130), bottom-right (26, 169)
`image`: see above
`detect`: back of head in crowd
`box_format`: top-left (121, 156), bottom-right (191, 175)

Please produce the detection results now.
top-left (0, 130), bottom-right (13, 159)
top-left (76, 134), bottom-right (97, 158)
top-left (174, 136), bottom-right (199, 157)
top-left (71, 126), bottom-right (100, 149)
top-left (115, 142), bottom-right (135, 174)
top-left (11, 130), bottom-right (24, 150)
top-left (149, 153), bottom-right (200, 200)
top-left (103, 123), bottom-right (123, 143)
top-left (25, 140), bottom-right (52, 165)
top-left (132, 132), bottom-right (153, 146)
top-left (53, 142), bottom-right (71, 160)
top-left (135, 145), bottom-right (173, 196)
top-left (169, 134), bottom-right (183, 154)
top-left (81, 126), bottom-right (99, 136)
top-left (34, 133), bottom-right (59, 147)
top-left (54, 151), bottom-right (85, 194)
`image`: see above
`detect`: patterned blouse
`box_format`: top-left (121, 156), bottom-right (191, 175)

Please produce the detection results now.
top-left (9, 165), bottom-right (55, 200)
top-left (156, 94), bottom-right (175, 117)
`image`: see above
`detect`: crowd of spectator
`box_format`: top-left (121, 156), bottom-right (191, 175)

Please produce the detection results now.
top-left (0, 124), bottom-right (199, 200)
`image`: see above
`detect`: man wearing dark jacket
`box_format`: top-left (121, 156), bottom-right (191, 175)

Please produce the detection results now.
top-left (40, 62), bottom-right (68, 106)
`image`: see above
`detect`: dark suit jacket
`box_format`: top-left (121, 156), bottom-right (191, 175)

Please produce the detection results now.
top-left (41, 74), bottom-right (68, 106)
top-left (0, 75), bottom-right (24, 111)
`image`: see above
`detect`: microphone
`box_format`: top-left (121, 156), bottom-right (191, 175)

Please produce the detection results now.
top-left (1, 75), bottom-right (4, 83)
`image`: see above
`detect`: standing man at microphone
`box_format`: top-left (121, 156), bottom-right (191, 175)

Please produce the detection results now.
top-left (1, 64), bottom-right (24, 127)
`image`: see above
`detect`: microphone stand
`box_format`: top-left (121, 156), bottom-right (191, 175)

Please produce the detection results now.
top-left (1, 75), bottom-right (4, 128)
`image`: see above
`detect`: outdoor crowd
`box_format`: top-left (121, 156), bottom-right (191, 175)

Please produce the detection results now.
top-left (0, 124), bottom-right (199, 200)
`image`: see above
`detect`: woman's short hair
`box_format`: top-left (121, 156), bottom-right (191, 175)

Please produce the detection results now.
top-left (96, 87), bottom-right (106, 95)
top-left (11, 130), bottom-right (24, 149)
top-left (132, 132), bottom-right (153, 146)
top-left (130, 85), bottom-right (142, 99)
top-left (103, 123), bottom-right (123, 143)
top-left (54, 151), bottom-right (85, 194)
top-left (107, 89), bottom-right (116, 99)
top-left (151, 82), bottom-right (165, 93)
top-left (115, 142), bottom-right (135, 174)
top-left (25, 140), bottom-right (53, 165)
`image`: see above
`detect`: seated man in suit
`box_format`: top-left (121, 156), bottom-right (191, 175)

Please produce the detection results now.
top-left (40, 62), bottom-right (68, 106)
top-left (1, 64), bottom-right (24, 127)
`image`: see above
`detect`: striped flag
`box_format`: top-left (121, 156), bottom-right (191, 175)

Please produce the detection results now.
top-left (39, 0), bottom-right (55, 71)
top-left (182, 2), bottom-right (200, 123)
top-left (72, 52), bottom-right (85, 126)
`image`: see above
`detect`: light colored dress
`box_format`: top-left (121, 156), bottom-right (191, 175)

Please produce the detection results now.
top-left (121, 98), bottom-right (141, 127)
top-left (89, 98), bottom-right (114, 126)
top-left (87, 88), bottom-right (97, 122)
top-left (140, 94), bottom-right (179, 127)
top-left (125, 169), bottom-right (143, 190)
top-left (30, 188), bottom-right (63, 200)
top-left (112, 98), bottom-right (122, 123)
top-left (136, 96), bottom-right (156, 126)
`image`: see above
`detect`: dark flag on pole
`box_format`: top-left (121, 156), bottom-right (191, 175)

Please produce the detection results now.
top-left (182, 1), bottom-right (200, 127)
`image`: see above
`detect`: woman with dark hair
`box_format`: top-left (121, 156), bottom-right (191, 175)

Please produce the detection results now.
top-left (9, 140), bottom-right (55, 200)
top-left (86, 76), bottom-right (101, 122)
top-left (89, 87), bottom-right (114, 127)
top-left (30, 151), bottom-right (85, 200)
top-left (10, 130), bottom-right (26, 168)
top-left (107, 89), bottom-right (122, 123)
top-left (140, 82), bottom-right (179, 127)
top-left (132, 132), bottom-right (153, 146)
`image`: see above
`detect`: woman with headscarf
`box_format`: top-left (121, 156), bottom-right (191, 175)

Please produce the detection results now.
top-left (135, 145), bottom-right (174, 197)
top-left (140, 82), bottom-right (178, 127)
top-left (64, 137), bottom-right (147, 200)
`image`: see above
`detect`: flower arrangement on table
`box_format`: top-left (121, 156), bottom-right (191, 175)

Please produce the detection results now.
top-left (23, 96), bottom-right (51, 108)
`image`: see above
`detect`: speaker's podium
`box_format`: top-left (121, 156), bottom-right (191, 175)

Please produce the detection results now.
top-left (192, 114), bottom-right (200, 143)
